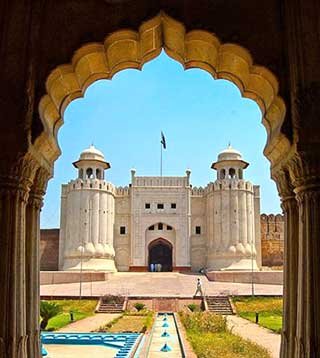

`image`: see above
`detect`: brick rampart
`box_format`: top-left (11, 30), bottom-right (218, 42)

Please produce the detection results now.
top-left (260, 214), bottom-right (284, 267)
top-left (40, 229), bottom-right (59, 271)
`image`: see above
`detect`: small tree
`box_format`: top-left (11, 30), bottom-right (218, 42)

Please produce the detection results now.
top-left (134, 302), bottom-right (146, 312)
top-left (40, 301), bottom-right (62, 330)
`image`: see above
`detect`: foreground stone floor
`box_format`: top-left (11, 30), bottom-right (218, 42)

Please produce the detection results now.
top-left (41, 272), bottom-right (283, 297)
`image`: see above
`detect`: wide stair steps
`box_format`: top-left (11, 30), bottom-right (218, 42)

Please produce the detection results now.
top-left (96, 302), bottom-right (124, 313)
top-left (206, 296), bottom-right (234, 315)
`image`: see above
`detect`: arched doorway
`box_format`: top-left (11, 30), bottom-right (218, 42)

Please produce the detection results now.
top-left (148, 239), bottom-right (173, 272)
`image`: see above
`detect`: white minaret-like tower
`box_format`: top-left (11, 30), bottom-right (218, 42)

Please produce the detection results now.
top-left (59, 145), bottom-right (117, 271)
top-left (206, 145), bottom-right (260, 271)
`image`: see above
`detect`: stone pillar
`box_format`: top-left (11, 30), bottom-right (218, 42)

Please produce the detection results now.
top-left (295, 183), bottom-right (320, 357)
top-left (282, 0), bottom-right (320, 354)
top-left (280, 194), bottom-right (299, 358)
top-left (25, 168), bottom-right (49, 358)
top-left (0, 156), bottom-right (38, 358)
top-left (275, 168), bottom-right (299, 358)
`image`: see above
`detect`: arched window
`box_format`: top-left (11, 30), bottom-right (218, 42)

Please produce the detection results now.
top-left (86, 168), bottom-right (94, 179)
top-left (220, 169), bottom-right (226, 179)
top-left (96, 168), bottom-right (102, 179)
top-left (79, 168), bottom-right (84, 179)
top-left (229, 168), bottom-right (236, 178)
top-left (239, 169), bottom-right (243, 179)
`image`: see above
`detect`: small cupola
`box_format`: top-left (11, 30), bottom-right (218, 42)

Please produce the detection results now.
top-left (73, 145), bottom-right (110, 180)
top-left (211, 144), bottom-right (249, 180)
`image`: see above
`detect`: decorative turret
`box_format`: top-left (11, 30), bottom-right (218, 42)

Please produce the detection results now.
top-left (206, 145), bottom-right (260, 271)
top-left (58, 145), bottom-right (116, 272)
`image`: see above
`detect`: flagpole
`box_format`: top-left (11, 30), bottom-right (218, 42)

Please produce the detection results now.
top-left (160, 140), bottom-right (163, 177)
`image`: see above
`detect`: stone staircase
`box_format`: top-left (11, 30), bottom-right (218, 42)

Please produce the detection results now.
top-left (97, 302), bottom-right (124, 313)
top-left (96, 296), bottom-right (126, 313)
top-left (206, 296), bottom-right (234, 315)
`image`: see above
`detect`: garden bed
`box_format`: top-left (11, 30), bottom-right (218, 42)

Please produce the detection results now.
top-left (179, 311), bottom-right (271, 358)
top-left (232, 296), bottom-right (283, 333)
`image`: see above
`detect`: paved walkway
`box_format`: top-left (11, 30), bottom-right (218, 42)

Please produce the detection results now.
top-left (41, 272), bottom-right (283, 297)
top-left (58, 313), bottom-right (121, 332)
top-left (227, 315), bottom-right (281, 358)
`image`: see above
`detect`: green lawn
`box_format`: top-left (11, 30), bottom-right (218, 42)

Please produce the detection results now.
top-left (98, 310), bottom-right (155, 333)
top-left (42, 299), bottom-right (97, 331)
top-left (232, 296), bottom-right (283, 333)
top-left (180, 311), bottom-right (271, 358)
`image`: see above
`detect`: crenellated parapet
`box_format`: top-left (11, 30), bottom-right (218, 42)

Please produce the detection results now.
top-left (201, 179), bottom-right (255, 194)
top-left (191, 186), bottom-right (205, 196)
top-left (260, 213), bottom-right (284, 239)
top-left (115, 186), bottom-right (130, 196)
top-left (64, 178), bottom-right (116, 195)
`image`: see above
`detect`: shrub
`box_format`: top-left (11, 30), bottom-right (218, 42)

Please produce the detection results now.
top-left (179, 311), bottom-right (227, 333)
top-left (40, 301), bottom-right (62, 330)
top-left (187, 303), bottom-right (200, 312)
top-left (133, 302), bottom-right (146, 311)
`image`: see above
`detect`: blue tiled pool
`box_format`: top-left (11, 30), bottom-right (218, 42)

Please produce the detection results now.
top-left (41, 332), bottom-right (141, 358)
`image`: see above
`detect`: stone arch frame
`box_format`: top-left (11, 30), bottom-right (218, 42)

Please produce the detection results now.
top-left (145, 222), bottom-right (176, 266)
top-left (37, 12), bottom-right (290, 172)
top-left (148, 237), bottom-right (174, 272)
top-left (2, 8), bottom-right (320, 358)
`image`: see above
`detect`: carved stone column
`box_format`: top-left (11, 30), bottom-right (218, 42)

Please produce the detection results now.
top-left (0, 156), bottom-right (38, 358)
top-left (277, 176), bottom-right (299, 358)
top-left (294, 184), bottom-right (320, 357)
top-left (25, 168), bottom-right (49, 358)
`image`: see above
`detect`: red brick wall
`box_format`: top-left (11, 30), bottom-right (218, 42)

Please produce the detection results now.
top-left (260, 214), bottom-right (284, 267)
top-left (40, 229), bottom-right (59, 271)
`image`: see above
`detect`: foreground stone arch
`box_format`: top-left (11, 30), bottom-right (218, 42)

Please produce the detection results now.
top-left (38, 12), bottom-right (289, 171)
top-left (1, 4), bottom-right (320, 358)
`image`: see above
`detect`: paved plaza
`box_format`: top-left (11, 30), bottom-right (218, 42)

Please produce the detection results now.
top-left (41, 272), bottom-right (283, 298)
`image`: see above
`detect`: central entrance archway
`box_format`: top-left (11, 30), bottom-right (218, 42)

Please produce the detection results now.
top-left (148, 239), bottom-right (173, 272)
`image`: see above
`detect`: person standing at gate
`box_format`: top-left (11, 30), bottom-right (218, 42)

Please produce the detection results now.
top-left (194, 278), bottom-right (204, 297)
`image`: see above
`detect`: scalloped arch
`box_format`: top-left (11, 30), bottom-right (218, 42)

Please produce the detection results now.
top-left (37, 12), bottom-right (290, 168)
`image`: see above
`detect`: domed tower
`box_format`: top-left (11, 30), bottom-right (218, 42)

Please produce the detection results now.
top-left (206, 145), bottom-right (260, 271)
top-left (59, 145), bottom-right (117, 271)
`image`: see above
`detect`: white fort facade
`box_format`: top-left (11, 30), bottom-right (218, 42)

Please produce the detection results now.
top-left (59, 145), bottom-right (261, 272)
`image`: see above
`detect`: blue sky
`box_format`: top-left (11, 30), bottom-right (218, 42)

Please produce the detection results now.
top-left (41, 51), bottom-right (281, 228)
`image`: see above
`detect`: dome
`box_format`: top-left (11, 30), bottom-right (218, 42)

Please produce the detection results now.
top-left (73, 144), bottom-right (110, 169)
top-left (211, 144), bottom-right (249, 170)
top-left (217, 144), bottom-right (242, 162)
top-left (79, 145), bottom-right (105, 161)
